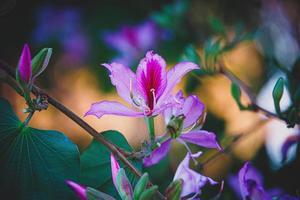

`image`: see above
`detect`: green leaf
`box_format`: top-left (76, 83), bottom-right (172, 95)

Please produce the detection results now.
top-left (165, 179), bottom-right (182, 200)
top-left (86, 187), bottom-right (116, 200)
top-left (0, 98), bottom-right (80, 200)
top-left (80, 130), bottom-right (142, 199)
top-left (209, 16), bottom-right (226, 36)
top-left (181, 45), bottom-right (201, 65)
top-left (272, 77), bottom-right (284, 115)
top-left (139, 185), bottom-right (158, 200)
top-left (231, 82), bottom-right (247, 110)
top-left (134, 173), bottom-right (149, 200)
top-left (31, 48), bottom-right (52, 79)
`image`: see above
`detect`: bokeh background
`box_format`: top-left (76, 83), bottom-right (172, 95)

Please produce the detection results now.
top-left (1, 0), bottom-right (299, 198)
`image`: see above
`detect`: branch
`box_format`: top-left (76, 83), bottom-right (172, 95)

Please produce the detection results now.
top-left (0, 59), bottom-right (166, 200)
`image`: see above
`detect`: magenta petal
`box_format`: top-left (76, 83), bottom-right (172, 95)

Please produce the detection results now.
top-left (179, 130), bottom-right (222, 150)
top-left (136, 51), bottom-right (167, 111)
top-left (281, 134), bottom-right (300, 163)
top-left (66, 180), bottom-right (87, 200)
top-left (18, 44), bottom-right (32, 83)
top-left (111, 153), bottom-right (121, 190)
top-left (102, 63), bottom-right (136, 103)
top-left (158, 62), bottom-right (199, 105)
top-left (182, 95), bottom-right (205, 128)
top-left (143, 139), bottom-right (171, 167)
top-left (85, 100), bottom-right (144, 118)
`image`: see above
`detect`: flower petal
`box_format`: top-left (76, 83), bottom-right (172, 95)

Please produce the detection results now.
top-left (182, 95), bottom-right (205, 128)
top-left (179, 130), bottom-right (222, 150)
top-left (173, 151), bottom-right (217, 198)
top-left (281, 134), bottom-right (300, 163)
top-left (66, 180), bottom-right (87, 200)
top-left (158, 61), bottom-right (199, 105)
top-left (102, 63), bottom-right (136, 103)
top-left (136, 51), bottom-right (167, 110)
top-left (143, 139), bottom-right (171, 167)
top-left (110, 153), bottom-right (121, 190)
top-left (85, 100), bottom-right (143, 118)
top-left (18, 44), bottom-right (32, 83)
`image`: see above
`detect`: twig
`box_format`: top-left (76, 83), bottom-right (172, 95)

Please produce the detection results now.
top-left (0, 59), bottom-right (166, 200)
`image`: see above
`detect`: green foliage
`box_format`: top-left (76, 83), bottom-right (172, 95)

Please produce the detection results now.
top-left (165, 179), bottom-right (183, 200)
top-left (209, 16), bottom-right (226, 36)
top-left (181, 44), bottom-right (201, 65)
top-left (272, 77), bottom-right (284, 116)
top-left (139, 185), bottom-right (158, 200)
top-left (133, 173), bottom-right (149, 200)
top-left (0, 98), bottom-right (80, 200)
top-left (80, 130), bottom-right (142, 199)
top-left (31, 48), bottom-right (52, 79)
top-left (231, 82), bottom-right (247, 110)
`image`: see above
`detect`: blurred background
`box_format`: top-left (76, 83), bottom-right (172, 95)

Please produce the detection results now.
top-left (0, 0), bottom-right (299, 198)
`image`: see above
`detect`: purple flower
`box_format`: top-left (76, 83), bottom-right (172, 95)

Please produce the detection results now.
top-left (85, 51), bottom-right (198, 118)
top-left (235, 162), bottom-right (299, 200)
top-left (18, 44), bottom-right (32, 83)
top-left (143, 92), bottom-right (221, 166)
top-left (103, 21), bottom-right (164, 66)
top-left (66, 180), bottom-right (87, 200)
top-left (173, 152), bottom-right (217, 199)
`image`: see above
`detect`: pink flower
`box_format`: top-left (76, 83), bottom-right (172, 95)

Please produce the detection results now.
top-left (143, 92), bottom-right (221, 166)
top-left (18, 44), bottom-right (32, 83)
top-left (85, 51), bottom-right (198, 118)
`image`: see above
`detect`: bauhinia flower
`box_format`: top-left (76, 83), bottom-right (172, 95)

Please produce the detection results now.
top-left (85, 51), bottom-right (199, 118)
top-left (143, 91), bottom-right (221, 166)
top-left (173, 152), bottom-right (217, 199)
top-left (103, 21), bottom-right (164, 66)
top-left (18, 44), bottom-right (32, 83)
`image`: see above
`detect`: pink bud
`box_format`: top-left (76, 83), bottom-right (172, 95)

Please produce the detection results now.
top-left (110, 153), bottom-right (120, 189)
top-left (66, 180), bottom-right (87, 200)
top-left (18, 44), bottom-right (32, 83)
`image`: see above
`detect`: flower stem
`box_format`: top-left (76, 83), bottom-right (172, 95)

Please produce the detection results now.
top-left (23, 111), bottom-right (35, 127)
top-left (145, 117), bottom-right (155, 144)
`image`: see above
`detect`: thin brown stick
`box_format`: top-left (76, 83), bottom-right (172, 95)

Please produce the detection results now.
top-left (0, 59), bottom-right (166, 199)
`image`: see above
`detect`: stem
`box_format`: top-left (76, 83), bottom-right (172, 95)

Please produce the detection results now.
top-left (23, 111), bottom-right (35, 127)
top-left (144, 117), bottom-right (155, 144)
top-left (220, 65), bottom-right (280, 119)
top-left (0, 59), bottom-right (166, 200)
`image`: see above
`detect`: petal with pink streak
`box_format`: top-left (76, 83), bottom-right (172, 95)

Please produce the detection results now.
top-left (102, 63), bottom-right (136, 103)
top-left (182, 95), bottom-right (205, 128)
top-left (136, 51), bottom-right (167, 110)
top-left (85, 100), bottom-right (143, 118)
top-left (179, 130), bottom-right (222, 150)
top-left (110, 153), bottom-right (121, 190)
top-left (158, 62), bottom-right (199, 106)
top-left (143, 139), bottom-right (171, 167)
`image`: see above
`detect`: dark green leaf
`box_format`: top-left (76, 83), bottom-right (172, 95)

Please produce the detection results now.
top-left (181, 45), bottom-right (201, 65)
top-left (209, 16), bottom-right (226, 36)
top-left (272, 77), bottom-right (284, 115)
top-left (231, 82), bottom-right (247, 110)
top-left (0, 98), bottom-right (80, 200)
top-left (31, 48), bottom-right (52, 79)
top-left (80, 130), bottom-right (142, 199)
top-left (116, 168), bottom-right (133, 200)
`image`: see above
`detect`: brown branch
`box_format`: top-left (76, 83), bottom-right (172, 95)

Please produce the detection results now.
top-left (0, 59), bottom-right (166, 200)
